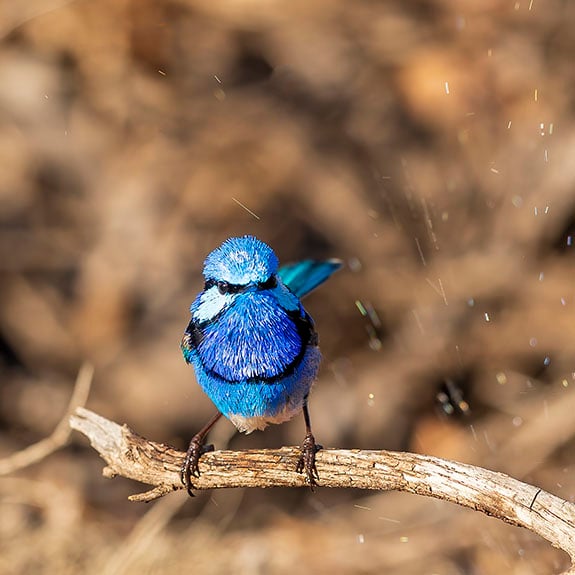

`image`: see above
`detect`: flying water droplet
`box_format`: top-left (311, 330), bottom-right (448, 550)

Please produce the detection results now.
top-left (496, 372), bottom-right (507, 385)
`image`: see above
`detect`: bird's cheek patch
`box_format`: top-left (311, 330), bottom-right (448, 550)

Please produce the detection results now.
top-left (192, 288), bottom-right (232, 322)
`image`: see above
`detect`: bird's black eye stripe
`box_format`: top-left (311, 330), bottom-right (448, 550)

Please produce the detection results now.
top-left (214, 280), bottom-right (242, 295)
top-left (204, 279), bottom-right (239, 294)
top-left (204, 277), bottom-right (274, 294)
top-left (259, 275), bottom-right (277, 290)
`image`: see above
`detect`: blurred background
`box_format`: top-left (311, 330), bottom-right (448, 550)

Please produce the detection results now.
top-left (1, 0), bottom-right (575, 573)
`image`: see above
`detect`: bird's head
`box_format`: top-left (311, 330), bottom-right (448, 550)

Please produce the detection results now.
top-left (191, 236), bottom-right (288, 322)
top-left (203, 235), bottom-right (279, 291)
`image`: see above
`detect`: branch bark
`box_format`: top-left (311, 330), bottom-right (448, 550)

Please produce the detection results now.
top-left (70, 407), bottom-right (575, 573)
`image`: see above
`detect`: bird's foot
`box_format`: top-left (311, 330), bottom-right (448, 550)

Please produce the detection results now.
top-left (296, 431), bottom-right (321, 490)
top-left (180, 436), bottom-right (215, 496)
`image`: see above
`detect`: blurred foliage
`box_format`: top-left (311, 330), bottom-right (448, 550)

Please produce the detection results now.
top-left (1, 0), bottom-right (575, 573)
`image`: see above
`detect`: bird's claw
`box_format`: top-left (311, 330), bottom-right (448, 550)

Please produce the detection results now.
top-left (180, 438), bottom-right (215, 496)
top-left (296, 432), bottom-right (321, 490)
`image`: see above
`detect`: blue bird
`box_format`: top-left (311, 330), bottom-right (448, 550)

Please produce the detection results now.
top-left (180, 235), bottom-right (341, 494)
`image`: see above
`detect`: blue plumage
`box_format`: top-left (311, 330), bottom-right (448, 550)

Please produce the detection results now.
top-left (192, 292), bottom-right (305, 383)
top-left (180, 235), bottom-right (341, 492)
top-left (203, 235), bottom-right (279, 286)
top-left (277, 259), bottom-right (343, 298)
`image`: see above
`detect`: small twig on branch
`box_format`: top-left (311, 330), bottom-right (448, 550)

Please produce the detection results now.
top-left (70, 407), bottom-right (575, 573)
top-left (0, 363), bottom-right (94, 475)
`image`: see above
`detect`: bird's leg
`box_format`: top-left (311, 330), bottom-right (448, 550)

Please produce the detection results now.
top-left (181, 412), bottom-right (222, 496)
top-left (296, 396), bottom-right (321, 489)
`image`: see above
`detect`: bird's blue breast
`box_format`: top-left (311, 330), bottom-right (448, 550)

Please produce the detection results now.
top-left (192, 292), bottom-right (307, 383)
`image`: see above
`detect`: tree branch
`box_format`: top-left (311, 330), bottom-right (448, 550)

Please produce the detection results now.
top-left (70, 407), bottom-right (575, 573)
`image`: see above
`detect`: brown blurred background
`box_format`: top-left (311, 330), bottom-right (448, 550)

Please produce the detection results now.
top-left (1, 0), bottom-right (575, 573)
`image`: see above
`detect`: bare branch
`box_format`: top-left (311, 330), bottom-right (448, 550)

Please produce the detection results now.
top-left (70, 407), bottom-right (575, 572)
top-left (0, 363), bottom-right (94, 475)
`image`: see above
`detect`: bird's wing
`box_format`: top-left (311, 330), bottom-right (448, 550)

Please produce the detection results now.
top-left (278, 259), bottom-right (342, 299)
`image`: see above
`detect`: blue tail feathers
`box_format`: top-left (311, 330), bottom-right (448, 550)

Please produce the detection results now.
top-left (278, 259), bottom-right (343, 299)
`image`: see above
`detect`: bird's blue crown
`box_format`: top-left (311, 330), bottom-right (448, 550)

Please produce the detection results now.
top-left (203, 235), bottom-right (279, 285)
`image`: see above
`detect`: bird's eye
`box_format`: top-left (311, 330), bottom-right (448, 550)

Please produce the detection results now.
top-left (217, 281), bottom-right (230, 295)
top-left (259, 275), bottom-right (277, 290)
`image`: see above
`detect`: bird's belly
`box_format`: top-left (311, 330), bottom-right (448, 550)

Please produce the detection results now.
top-left (229, 407), bottom-right (300, 433)
top-left (192, 346), bottom-right (321, 432)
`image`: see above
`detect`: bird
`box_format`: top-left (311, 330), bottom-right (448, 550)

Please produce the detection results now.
top-left (180, 235), bottom-right (341, 494)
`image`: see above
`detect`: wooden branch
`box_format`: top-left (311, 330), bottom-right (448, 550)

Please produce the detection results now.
top-left (70, 407), bottom-right (575, 573)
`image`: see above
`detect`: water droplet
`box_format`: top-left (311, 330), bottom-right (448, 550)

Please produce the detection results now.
top-left (458, 400), bottom-right (470, 414)
top-left (529, 338), bottom-right (538, 347)
top-left (348, 257), bottom-right (362, 272)
top-left (496, 372), bottom-right (507, 385)
top-left (355, 300), bottom-right (367, 316)
top-left (366, 303), bottom-right (382, 328)
top-left (214, 88), bottom-right (226, 101)
top-left (368, 337), bottom-right (382, 351)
